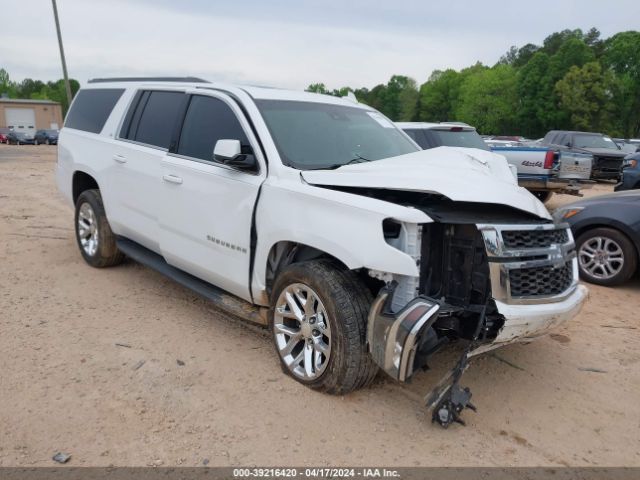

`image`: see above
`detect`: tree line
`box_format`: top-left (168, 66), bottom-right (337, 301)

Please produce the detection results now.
top-left (307, 28), bottom-right (640, 138)
top-left (0, 68), bottom-right (80, 115)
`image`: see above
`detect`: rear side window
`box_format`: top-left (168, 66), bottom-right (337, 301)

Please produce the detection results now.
top-left (65, 88), bottom-right (124, 133)
top-left (403, 129), bottom-right (429, 149)
top-left (128, 91), bottom-right (185, 149)
top-left (177, 95), bottom-right (249, 162)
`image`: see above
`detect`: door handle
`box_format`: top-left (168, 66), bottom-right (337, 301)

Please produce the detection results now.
top-left (162, 174), bottom-right (183, 185)
top-left (113, 154), bottom-right (127, 164)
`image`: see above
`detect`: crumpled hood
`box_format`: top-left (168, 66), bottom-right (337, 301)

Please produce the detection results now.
top-left (577, 147), bottom-right (626, 158)
top-left (302, 147), bottom-right (551, 220)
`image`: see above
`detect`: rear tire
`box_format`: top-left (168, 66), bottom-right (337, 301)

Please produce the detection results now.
top-left (74, 189), bottom-right (125, 268)
top-left (576, 227), bottom-right (637, 286)
top-left (269, 260), bottom-right (378, 394)
top-left (532, 190), bottom-right (552, 203)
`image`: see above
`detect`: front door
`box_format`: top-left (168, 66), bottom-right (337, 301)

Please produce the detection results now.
top-left (158, 92), bottom-right (265, 301)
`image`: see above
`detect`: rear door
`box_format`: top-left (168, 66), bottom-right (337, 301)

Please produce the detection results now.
top-left (158, 91), bottom-right (266, 301)
top-left (110, 89), bottom-right (186, 252)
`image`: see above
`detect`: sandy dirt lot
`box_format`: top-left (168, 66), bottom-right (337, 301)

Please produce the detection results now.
top-left (1, 144), bottom-right (639, 467)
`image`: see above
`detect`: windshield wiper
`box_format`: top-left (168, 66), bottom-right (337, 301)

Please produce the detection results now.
top-left (309, 154), bottom-right (372, 171)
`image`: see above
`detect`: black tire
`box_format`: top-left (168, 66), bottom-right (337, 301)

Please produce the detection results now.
top-left (269, 260), bottom-right (378, 394)
top-left (74, 189), bottom-right (125, 268)
top-left (576, 227), bottom-right (637, 286)
top-left (532, 190), bottom-right (552, 203)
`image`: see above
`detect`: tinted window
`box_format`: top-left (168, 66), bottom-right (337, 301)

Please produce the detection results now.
top-left (573, 134), bottom-right (620, 150)
top-left (64, 88), bottom-right (124, 133)
top-left (403, 129), bottom-right (429, 149)
top-left (427, 129), bottom-right (489, 150)
top-left (131, 91), bottom-right (185, 149)
top-left (177, 95), bottom-right (249, 161)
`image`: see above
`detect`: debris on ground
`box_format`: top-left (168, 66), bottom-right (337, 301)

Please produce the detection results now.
top-left (489, 353), bottom-right (526, 371)
top-left (52, 452), bottom-right (71, 463)
top-left (115, 342), bottom-right (131, 348)
top-left (426, 304), bottom-right (487, 428)
top-left (176, 359), bottom-right (185, 366)
top-left (578, 367), bottom-right (607, 373)
top-left (132, 360), bottom-right (146, 371)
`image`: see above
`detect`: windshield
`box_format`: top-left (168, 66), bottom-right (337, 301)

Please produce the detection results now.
top-left (430, 129), bottom-right (490, 150)
top-left (573, 134), bottom-right (620, 150)
top-left (256, 100), bottom-right (418, 170)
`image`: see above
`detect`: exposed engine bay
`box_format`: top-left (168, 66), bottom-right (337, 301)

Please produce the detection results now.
top-left (325, 185), bottom-right (573, 428)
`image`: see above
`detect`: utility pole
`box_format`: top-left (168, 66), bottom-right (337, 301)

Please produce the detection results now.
top-left (51, 0), bottom-right (72, 107)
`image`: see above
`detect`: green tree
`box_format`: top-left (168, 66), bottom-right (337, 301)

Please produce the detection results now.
top-left (418, 69), bottom-right (461, 122)
top-left (306, 83), bottom-right (328, 94)
top-left (555, 62), bottom-right (615, 132)
top-left (455, 64), bottom-right (518, 134)
top-left (602, 31), bottom-right (640, 136)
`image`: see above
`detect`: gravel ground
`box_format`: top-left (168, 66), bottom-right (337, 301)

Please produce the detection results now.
top-left (1, 144), bottom-right (639, 467)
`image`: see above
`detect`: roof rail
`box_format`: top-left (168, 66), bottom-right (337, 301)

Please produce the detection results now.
top-left (87, 76), bottom-right (209, 84)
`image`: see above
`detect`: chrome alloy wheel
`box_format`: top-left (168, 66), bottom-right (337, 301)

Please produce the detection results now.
top-left (578, 236), bottom-right (624, 280)
top-left (273, 283), bottom-right (331, 380)
top-left (77, 202), bottom-right (99, 257)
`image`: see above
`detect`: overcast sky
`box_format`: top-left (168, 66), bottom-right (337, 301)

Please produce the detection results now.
top-left (2, 0), bottom-right (639, 90)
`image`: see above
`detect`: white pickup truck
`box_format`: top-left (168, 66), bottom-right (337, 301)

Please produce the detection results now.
top-left (397, 122), bottom-right (593, 202)
top-left (57, 79), bottom-right (587, 426)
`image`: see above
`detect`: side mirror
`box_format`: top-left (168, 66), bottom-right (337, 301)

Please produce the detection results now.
top-left (213, 139), bottom-right (256, 170)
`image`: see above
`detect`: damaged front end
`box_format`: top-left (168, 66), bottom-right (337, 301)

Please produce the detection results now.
top-left (366, 218), bottom-right (584, 428)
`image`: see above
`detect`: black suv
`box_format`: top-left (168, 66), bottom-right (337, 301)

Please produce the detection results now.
top-left (542, 130), bottom-right (626, 181)
top-left (34, 129), bottom-right (59, 145)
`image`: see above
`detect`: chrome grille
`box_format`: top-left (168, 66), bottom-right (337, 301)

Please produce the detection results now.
top-left (502, 229), bottom-right (569, 249)
top-left (478, 223), bottom-right (577, 304)
top-left (509, 263), bottom-right (573, 297)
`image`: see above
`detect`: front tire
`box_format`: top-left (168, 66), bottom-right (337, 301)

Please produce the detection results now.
top-left (576, 227), bottom-right (637, 286)
top-left (269, 260), bottom-right (378, 394)
top-left (74, 189), bottom-right (125, 268)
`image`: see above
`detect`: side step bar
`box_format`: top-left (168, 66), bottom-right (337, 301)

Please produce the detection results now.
top-left (116, 238), bottom-right (267, 325)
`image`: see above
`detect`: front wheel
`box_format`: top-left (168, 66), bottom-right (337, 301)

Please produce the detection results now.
top-left (74, 189), bottom-right (125, 268)
top-left (576, 227), bottom-right (637, 286)
top-left (269, 260), bottom-right (378, 394)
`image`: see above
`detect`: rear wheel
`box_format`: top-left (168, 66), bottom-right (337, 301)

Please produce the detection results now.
top-left (576, 227), bottom-right (637, 286)
top-left (74, 189), bottom-right (125, 268)
top-left (270, 260), bottom-right (378, 394)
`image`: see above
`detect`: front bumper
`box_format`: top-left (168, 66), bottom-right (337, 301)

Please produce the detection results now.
top-left (518, 176), bottom-right (593, 194)
top-left (470, 283), bottom-right (588, 355)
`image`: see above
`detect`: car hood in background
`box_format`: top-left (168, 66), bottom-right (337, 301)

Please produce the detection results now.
top-left (564, 190), bottom-right (640, 208)
top-left (576, 147), bottom-right (627, 157)
top-left (302, 147), bottom-right (551, 220)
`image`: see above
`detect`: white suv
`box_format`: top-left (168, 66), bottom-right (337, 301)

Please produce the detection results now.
top-left (57, 78), bottom-right (587, 422)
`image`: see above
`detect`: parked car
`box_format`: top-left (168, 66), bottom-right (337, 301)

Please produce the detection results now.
top-left (554, 191), bottom-right (640, 286)
top-left (34, 129), bottom-right (59, 145)
top-left (57, 78), bottom-right (587, 425)
top-left (6, 131), bottom-right (35, 145)
top-left (0, 127), bottom-right (11, 144)
top-left (613, 139), bottom-right (638, 154)
top-left (542, 130), bottom-right (627, 181)
top-left (397, 122), bottom-right (592, 202)
top-left (615, 153), bottom-right (640, 191)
